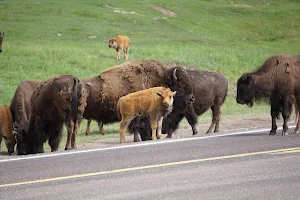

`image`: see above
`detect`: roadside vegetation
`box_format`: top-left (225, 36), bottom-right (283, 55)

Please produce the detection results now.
top-left (0, 0), bottom-right (299, 150)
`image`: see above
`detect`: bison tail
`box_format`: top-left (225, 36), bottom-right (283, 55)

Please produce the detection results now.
top-left (71, 78), bottom-right (79, 123)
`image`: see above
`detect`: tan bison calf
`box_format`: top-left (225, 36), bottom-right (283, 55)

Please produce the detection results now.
top-left (117, 87), bottom-right (176, 144)
top-left (0, 105), bottom-right (16, 154)
top-left (108, 35), bottom-right (130, 61)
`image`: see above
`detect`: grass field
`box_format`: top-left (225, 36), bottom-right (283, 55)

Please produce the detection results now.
top-left (0, 0), bottom-right (299, 150)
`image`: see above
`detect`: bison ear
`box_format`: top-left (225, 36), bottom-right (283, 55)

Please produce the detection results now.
top-left (157, 91), bottom-right (163, 97)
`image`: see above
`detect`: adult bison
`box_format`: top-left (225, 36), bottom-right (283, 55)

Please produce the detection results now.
top-left (82, 60), bottom-right (194, 142)
top-left (128, 68), bottom-right (228, 140)
top-left (10, 80), bottom-right (41, 137)
top-left (236, 54), bottom-right (300, 135)
top-left (16, 75), bottom-right (87, 154)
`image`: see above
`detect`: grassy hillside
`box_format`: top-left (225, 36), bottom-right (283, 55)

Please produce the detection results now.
top-left (0, 0), bottom-right (300, 147)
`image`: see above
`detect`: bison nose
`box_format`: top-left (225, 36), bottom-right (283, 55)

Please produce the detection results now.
top-left (163, 102), bottom-right (169, 109)
top-left (8, 149), bottom-right (14, 155)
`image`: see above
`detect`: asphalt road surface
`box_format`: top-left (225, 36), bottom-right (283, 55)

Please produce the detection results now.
top-left (1, 128), bottom-right (300, 200)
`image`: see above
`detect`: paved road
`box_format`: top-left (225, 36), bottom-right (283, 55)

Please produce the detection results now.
top-left (1, 128), bottom-right (300, 200)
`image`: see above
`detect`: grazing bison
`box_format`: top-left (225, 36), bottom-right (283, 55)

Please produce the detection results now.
top-left (129, 68), bottom-right (228, 139)
top-left (118, 87), bottom-right (176, 143)
top-left (236, 54), bottom-right (300, 135)
top-left (16, 75), bottom-right (87, 154)
top-left (0, 31), bottom-right (4, 53)
top-left (10, 80), bottom-right (41, 139)
top-left (0, 105), bottom-right (16, 154)
top-left (82, 60), bottom-right (194, 142)
top-left (108, 35), bottom-right (131, 61)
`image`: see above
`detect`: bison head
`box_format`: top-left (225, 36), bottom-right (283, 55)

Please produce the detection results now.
top-left (2, 135), bottom-right (16, 154)
top-left (108, 38), bottom-right (117, 49)
top-left (236, 73), bottom-right (255, 107)
top-left (165, 67), bottom-right (195, 106)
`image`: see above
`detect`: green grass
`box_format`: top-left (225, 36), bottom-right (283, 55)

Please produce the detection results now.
top-left (0, 0), bottom-right (299, 151)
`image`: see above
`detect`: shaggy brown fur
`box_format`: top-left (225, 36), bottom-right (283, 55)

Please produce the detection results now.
top-left (236, 54), bottom-right (300, 135)
top-left (108, 35), bottom-right (131, 60)
top-left (0, 31), bottom-right (4, 53)
top-left (117, 87), bottom-right (176, 143)
top-left (82, 60), bottom-right (194, 142)
top-left (0, 105), bottom-right (16, 154)
top-left (17, 75), bottom-right (87, 154)
top-left (10, 80), bottom-right (41, 136)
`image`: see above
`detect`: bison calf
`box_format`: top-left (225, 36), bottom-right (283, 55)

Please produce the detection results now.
top-left (0, 105), bottom-right (16, 154)
top-left (117, 87), bottom-right (176, 144)
top-left (108, 35), bottom-right (130, 61)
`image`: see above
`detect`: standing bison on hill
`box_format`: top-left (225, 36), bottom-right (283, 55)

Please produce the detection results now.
top-left (236, 54), bottom-right (300, 136)
top-left (82, 60), bottom-right (194, 142)
top-left (128, 68), bottom-right (228, 140)
top-left (16, 75), bottom-right (87, 154)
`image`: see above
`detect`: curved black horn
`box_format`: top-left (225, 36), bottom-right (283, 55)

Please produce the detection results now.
top-left (172, 68), bottom-right (177, 80)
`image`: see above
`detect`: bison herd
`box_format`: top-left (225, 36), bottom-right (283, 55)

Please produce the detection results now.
top-left (0, 35), bottom-right (299, 156)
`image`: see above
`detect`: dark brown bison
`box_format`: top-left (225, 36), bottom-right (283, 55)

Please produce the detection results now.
top-left (0, 31), bottom-right (4, 53)
top-left (16, 75), bottom-right (87, 154)
top-left (128, 68), bottom-right (228, 140)
top-left (236, 54), bottom-right (300, 135)
top-left (82, 60), bottom-right (194, 142)
top-left (10, 80), bottom-right (41, 138)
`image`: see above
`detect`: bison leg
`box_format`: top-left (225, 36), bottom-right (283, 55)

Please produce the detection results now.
top-left (98, 121), bottom-right (108, 135)
top-left (269, 105), bottom-right (278, 135)
top-left (116, 48), bottom-right (122, 61)
top-left (281, 99), bottom-right (293, 136)
top-left (49, 130), bottom-right (62, 152)
top-left (71, 123), bottom-right (79, 149)
top-left (295, 100), bottom-right (300, 134)
top-left (65, 120), bottom-right (75, 150)
top-left (120, 119), bottom-right (129, 144)
top-left (150, 115), bottom-right (158, 140)
top-left (157, 116), bottom-right (163, 139)
top-left (124, 48), bottom-right (128, 60)
top-left (206, 105), bottom-right (221, 134)
top-left (85, 119), bottom-right (91, 136)
top-left (185, 107), bottom-right (198, 135)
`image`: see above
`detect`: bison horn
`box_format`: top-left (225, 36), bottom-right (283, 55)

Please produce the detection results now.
top-left (173, 68), bottom-right (177, 80)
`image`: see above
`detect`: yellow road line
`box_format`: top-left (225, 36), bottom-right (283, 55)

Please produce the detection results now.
top-left (1, 147), bottom-right (300, 188)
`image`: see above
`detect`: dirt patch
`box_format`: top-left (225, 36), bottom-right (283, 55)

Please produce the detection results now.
top-left (147, 5), bottom-right (176, 17)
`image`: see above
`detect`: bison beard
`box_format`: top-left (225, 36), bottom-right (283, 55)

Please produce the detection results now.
top-left (16, 75), bottom-right (87, 154)
top-left (236, 54), bottom-right (300, 136)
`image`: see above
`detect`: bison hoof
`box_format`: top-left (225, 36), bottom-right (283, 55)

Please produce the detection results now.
top-left (282, 131), bottom-right (288, 136)
top-left (269, 130), bottom-right (277, 135)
